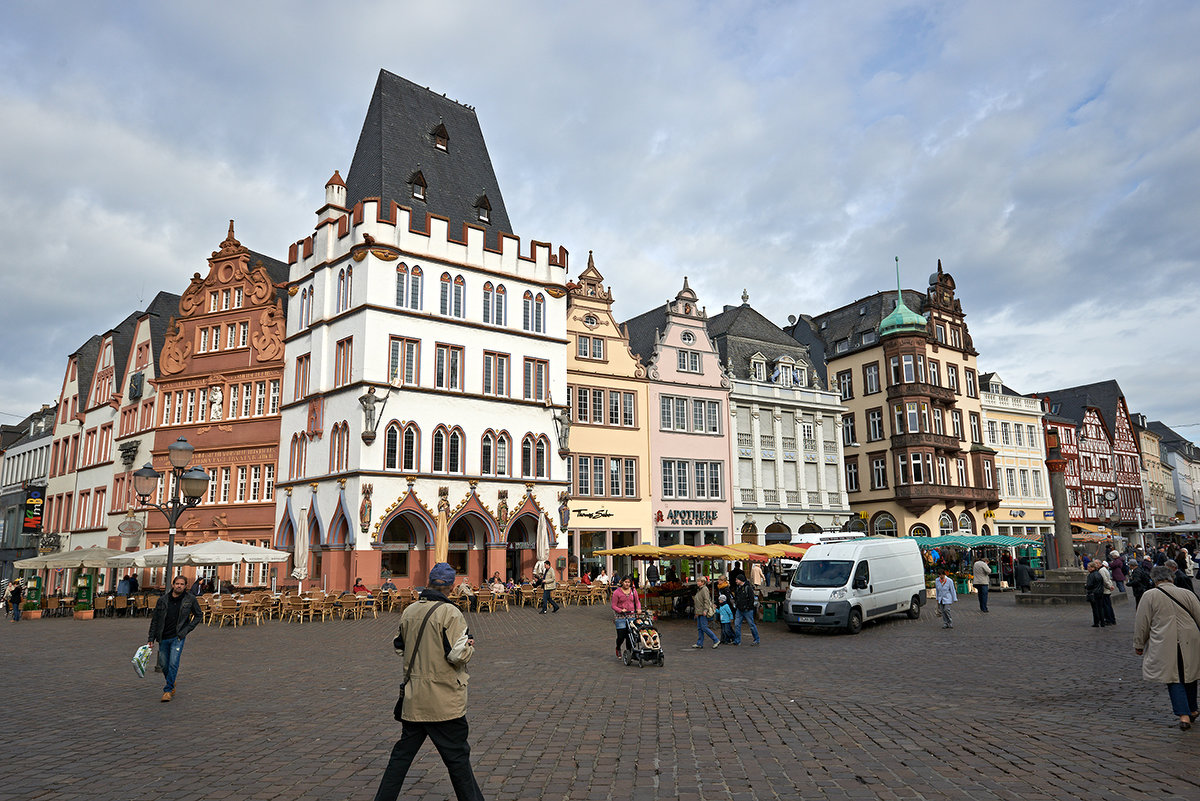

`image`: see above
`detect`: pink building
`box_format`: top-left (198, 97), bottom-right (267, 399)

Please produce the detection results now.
top-left (623, 279), bottom-right (734, 552)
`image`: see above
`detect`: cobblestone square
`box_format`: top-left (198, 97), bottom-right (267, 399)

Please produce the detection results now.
top-left (4, 594), bottom-right (1196, 801)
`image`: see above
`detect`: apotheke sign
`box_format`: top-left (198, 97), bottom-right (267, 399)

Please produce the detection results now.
top-left (659, 509), bottom-right (719, 526)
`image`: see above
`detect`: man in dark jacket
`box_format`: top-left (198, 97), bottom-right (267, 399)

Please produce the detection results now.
top-left (1084, 562), bottom-right (1106, 628)
top-left (1128, 559), bottom-right (1154, 606)
top-left (1108, 551), bottom-right (1127, 593)
top-left (147, 575), bottom-right (203, 702)
top-left (732, 575), bottom-right (760, 646)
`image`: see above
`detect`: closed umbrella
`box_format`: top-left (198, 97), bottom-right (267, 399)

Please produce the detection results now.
top-left (536, 513), bottom-right (550, 564)
top-left (291, 530), bottom-right (309, 583)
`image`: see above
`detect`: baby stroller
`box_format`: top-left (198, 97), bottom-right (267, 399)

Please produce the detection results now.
top-left (619, 611), bottom-right (665, 668)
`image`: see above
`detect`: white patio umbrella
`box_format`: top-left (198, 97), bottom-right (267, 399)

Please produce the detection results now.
top-left (107, 544), bottom-right (173, 568)
top-left (291, 532), bottom-right (309, 583)
top-left (13, 553), bottom-right (51, 570)
top-left (38, 546), bottom-right (128, 569)
top-left (174, 540), bottom-right (290, 565)
top-left (536, 513), bottom-right (550, 564)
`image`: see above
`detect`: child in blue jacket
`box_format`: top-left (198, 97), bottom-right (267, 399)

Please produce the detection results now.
top-left (717, 593), bottom-right (735, 643)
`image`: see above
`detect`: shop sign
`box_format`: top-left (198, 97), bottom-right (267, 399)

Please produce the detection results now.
top-left (1043, 511), bottom-right (1054, 519)
top-left (658, 509), bottom-right (719, 525)
top-left (507, 540), bottom-right (536, 550)
top-left (575, 508), bottom-right (613, 519)
top-left (23, 488), bottom-right (44, 533)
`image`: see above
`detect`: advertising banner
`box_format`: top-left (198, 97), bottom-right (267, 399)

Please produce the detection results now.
top-left (23, 487), bottom-right (44, 534)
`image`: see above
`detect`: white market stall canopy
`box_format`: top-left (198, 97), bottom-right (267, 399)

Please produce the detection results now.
top-left (107, 539), bottom-right (290, 568)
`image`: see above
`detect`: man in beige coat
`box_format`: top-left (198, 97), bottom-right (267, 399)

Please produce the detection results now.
top-left (1134, 565), bottom-right (1200, 730)
top-left (374, 562), bottom-right (484, 801)
top-left (692, 576), bottom-right (720, 649)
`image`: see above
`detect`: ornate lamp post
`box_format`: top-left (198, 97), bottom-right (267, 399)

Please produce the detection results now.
top-left (132, 437), bottom-right (210, 586)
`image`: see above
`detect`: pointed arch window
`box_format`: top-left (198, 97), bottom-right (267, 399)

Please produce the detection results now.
top-left (384, 424), bottom-right (400, 470)
top-left (483, 283), bottom-right (494, 325)
top-left (336, 267), bottom-right (352, 313)
top-left (494, 284), bottom-right (506, 326)
top-left (401, 425), bottom-right (418, 471)
top-left (474, 194), bottom-right (491, 223)
top-left (496, 432), bottom-right (509, 476)
top-left (409, 170), bottom-right (427, 201)
top-left (481, 432), bottom-right (494, 475)
top-left (432, 428), bottom-right (446, 473)
top-left (536, 436), bottom-right (548, 479)
top-left (440, 273), bottom-right (465, 318)
top-left (396, 265), bottom-right (409, 308)
top-left (448, 427), bottom-right (463, 474)
top-left (521, 436), bottom-right (534, 478)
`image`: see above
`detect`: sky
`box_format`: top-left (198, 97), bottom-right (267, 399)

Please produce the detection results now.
top-left (2, 0), bottom-right (1198, 439)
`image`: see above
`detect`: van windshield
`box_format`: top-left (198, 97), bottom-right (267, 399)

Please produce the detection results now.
top-left (792, 560), bottom-right (853, 588)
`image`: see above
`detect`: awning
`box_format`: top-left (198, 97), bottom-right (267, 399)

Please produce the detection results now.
top-left (594, 544), bottom-right (667, 558)
top-left (1142, 523), bottom-right (1200, 534)
top-left (17, 546), bottom-right (128, 570)
top-left (910, 535), bottom-right (1044, 549)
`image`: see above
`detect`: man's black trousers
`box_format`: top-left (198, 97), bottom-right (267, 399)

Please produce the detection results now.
top-left (374, 716), bottom-right (484, 801)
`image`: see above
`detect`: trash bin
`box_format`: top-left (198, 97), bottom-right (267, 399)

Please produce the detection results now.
top-left (761, 602), bottom-right (777, 623)
top-left (955, 579), bottom-right (970, 595)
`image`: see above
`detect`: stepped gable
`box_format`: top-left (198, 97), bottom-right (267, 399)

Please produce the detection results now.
top-left (345, 69), bottom-right (513, 250)
top-left (707, 300), bottom-right (817, 382)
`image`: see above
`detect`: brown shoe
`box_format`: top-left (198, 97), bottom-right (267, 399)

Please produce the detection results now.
top-left (161, 692), bottom-right (172, 702)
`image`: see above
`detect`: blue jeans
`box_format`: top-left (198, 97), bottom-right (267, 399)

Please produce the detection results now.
top-left (721, 622), bottom-right (734, 642)
top-left (976, 583), bottom-right (989, 611)
top-left (157, 636), bottom-right (186, 692)
top-left (1167, 681), bottom-right (1198, 717)
top-left (540, 588), bottom-right (559, 612)
top-left (12, 604), bottom-right (20, 621)
top-left (695, 615), bottom-right (718, 646)
top-left (734, 609), bottom-right (759, 644)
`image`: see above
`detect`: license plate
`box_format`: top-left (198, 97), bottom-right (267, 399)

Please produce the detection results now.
top-left (796, 616), bottom-right (816, 623)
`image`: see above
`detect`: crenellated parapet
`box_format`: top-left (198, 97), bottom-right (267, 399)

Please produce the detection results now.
top-left (288, 196), bottom-right (568, 286)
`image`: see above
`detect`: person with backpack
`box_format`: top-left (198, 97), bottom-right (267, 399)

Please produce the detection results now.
top-left (1128, 559), bottom-right (1154, 607)
top-left (731, 575), bottom-right (760, 646)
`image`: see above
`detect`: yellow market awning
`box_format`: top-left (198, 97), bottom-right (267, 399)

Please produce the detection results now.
top-left (593, 544), bottom-right (666, 557)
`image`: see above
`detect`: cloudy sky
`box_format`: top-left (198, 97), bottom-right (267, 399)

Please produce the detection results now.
top-left (2, 1), bottom-right (1198, 438)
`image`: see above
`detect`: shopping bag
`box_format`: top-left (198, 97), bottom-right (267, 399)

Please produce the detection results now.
top-left (132, 644), bottom-right (152, 678)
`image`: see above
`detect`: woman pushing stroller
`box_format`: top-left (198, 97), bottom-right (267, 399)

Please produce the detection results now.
top-left (610, 576), bottom-right (641, 658)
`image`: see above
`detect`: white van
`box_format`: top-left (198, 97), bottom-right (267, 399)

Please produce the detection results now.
top-left (783, 537), bottom-right (926, 634)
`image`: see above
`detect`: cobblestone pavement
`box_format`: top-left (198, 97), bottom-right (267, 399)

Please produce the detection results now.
top-left (4, 592), bottom-right (1197, 801)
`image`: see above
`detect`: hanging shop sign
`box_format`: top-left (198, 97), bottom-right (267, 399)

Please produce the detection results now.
top-left (22, 488), bottom-right (44, 534)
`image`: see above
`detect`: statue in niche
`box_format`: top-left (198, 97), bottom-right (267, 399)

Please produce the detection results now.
top-left (359, 484), bottom-right (373, 534)
top-left (209, 385), bottom-right (223, 421)
top-left (496, 490), bottom-right (509, 527)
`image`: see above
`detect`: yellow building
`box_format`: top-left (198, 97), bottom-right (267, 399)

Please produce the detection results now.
top-left (1133, 415), bottom-right (1175, 527)
top-left (563, 255), bottom-right (653, 579)
top-left (790, 261), bottom-right (1000, 538)
top-left (980, 374), bottom-right (1053, 540)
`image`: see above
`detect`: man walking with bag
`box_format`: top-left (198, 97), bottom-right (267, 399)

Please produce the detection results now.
top-left (535, 559), bottom-right (560, 614)
top-left (146, 575), bottom-right (203, 702)
top-left (374, 562), bottom-right (483, 801)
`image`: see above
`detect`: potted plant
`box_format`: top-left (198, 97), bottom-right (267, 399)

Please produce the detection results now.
top-left (21, 601), bottom-right (41, 620)
top-left (73, 601), bottom-right (94, 620)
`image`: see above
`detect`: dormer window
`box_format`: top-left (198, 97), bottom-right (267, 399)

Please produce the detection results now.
top-left (860, 330), bottom-right (877, 345)
top-left (431, 122), bottom-right (449, 151)
top-left (473, 194), bottom-right (491, 223)
top-left (408, 170), bottom-right (427, 201)
top-left (751, 358), bottom-right (767, 382)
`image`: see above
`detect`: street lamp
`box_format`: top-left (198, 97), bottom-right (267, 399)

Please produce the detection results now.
top-left (133, 437), bottom-right (210, 587)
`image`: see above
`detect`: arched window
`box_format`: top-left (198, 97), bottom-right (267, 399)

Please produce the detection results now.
top-left (453, 276), bottom-right (465, 318)
top-left (409, 266), bottom-right (423, 310)
top-left (337, 271), bottom-right (345, 313)
top-left (910, 523), bottom-right (931, 537)
top-left (522, 291), bottom-right (533, 331)
top-left (536, 436), bottom-right (548, 478)
top-left (958, 512), bottom-right (974, 534)
top-left (495, 433), bottom-right (509, 476)
top-left (939, 511), bottom-right (954, 538)
top-left (336, 267), bottom-right (352, 313)
top-left (439, 273), bottom-right (452, 316)
top-left (396, 265), bottom-right (408, 308)
top-left (401, 425), bottom-right (418, 471)
top-left (534, 293), bottom-right (545, 333)
top-left (432, 428), bottom-right (446, 473)
top-left (494, 285), bottom-right (506, 326)
top-left (482, 283), bottom-right (494, 325)
top-left (448, 428), bottom-right (463, 474)
top-left (521, 436), bottom-right (534, 478)
top-left (384, 424), bottom-right (400, 470)
top-left (481, 432), bottom-right (494, 475)
top-left (872, 512), bottom-right (897, 537)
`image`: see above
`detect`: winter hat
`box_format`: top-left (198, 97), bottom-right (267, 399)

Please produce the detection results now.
top-left (718, 594), bottom-right (727, 603)
top-left (428, 562), bottom-right (456, 587)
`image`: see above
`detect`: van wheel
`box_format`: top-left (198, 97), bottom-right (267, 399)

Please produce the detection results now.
top-left (907, 596), bottom-right (921, 620)
top-left (846, 609), bottom-right (863, 635)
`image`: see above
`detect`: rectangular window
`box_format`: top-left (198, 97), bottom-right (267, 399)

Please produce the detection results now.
top-left (902, 355), bottom-right (915, 383)
top-left (269, 380), bottom-right (280, 414)
top-left (250, 465), bottom-right (261, 502)
top-left (843, 413), bottom-right (857, 445)
top-left (947, 365), bottom-right (959, 393)
top-left (234, 287), bottom-right (243, 308)
top-left (957, 458), bottom-right (967, 485)
top-left (988, 420), bottom-right (998, 444)
top-left (578, 456), bottom-right (591, 495)
top-left (674, 398), bottom-right (688, 430)
top-left (255, 382), bottom-right (266, 416)
top-left (1013, 424), bottom-right (1024, 447)
top-left (389, 337), bottom-right (420, 386)
top-left (969, 412), bottom-right (981, 444)
top-left (872, 457), bottom-right (887, 489)
top-left (209, 291), bottom-right (218, 312)
top-left (226, 324), bottom-right (236, 349)
top-left (579, 387), bottom-right (591, 423)
top-left (935, 323), bottom-right (946, 343)
top-left (220, 467), bottom-right (231, 503)
top-left (185, 390), bottom-right (196, 423)
top-left (1032, 469), bottom-right (1043, 497)
top-left (295, 354), bottom-right (311, 401)
top-left (522, 359), bottom-right (547, 401)
top-left (624, 459), bottom-right (636, 497)
top-left (706, 401), bottom-right (720, 434)
top-left (1019, 469), bottom-right (1030, 496)
top-left (867, 409), bottom-right (884, 441)
top-left (659, 397), bottom-right (670, 429)
top-left (435, 345), bottom-right (464, 391)
top-left (911, 453), bottom-right (924, 484)
top-left (199, 328), bottom-right (209, 353)
top-left (241, 382), bottom-right (252, 417)
top-left (239, 321), bottom-right (249, 347)
top-left (965, 368), bottom-right (977, 398)
top-left (928, 360), bottom-right (940, 387)
top-left (693, 399), bottom-right (705, 432)
top-left (897, 454), bottom-right (909, 485)
top-left (889, 357), bottom-right (901, 386)
top-left (906, 402), bottom-right (919, 433)
top-left (662, 460), bottom-right (675, 498)
top-left (334, 338), bottom-right (353, 387)
top-left (236, 466), bottom-right (247, 502)
top-left (610, 458), bottom-right (621, 497)
top-left (161, 394), bottom-right (173, 426)
top-left (676, 460), bottom-right (689, 498)
top-left (864, 363), bottom-right (880, 394)
top-left (708, 462), bottom-right (722, 499)
top-left (576, 336), bottom-right (589, 359)
top-left (609, 391), bottom-right (620, 426)
top-left (591, 389), bottom-right (604, 423)
top-left (482, 352), bottom-right (509, 396)
top-left (952, 411), bottom-right (963, 440)
top-left (838, 370), bottom-right (853, 400)
top-left (623, 392), bottom-right (635, 427)
top-left (593, 457), bottom-right (605, 498)
top-left (933, 408), bottom-right (944, 435)
top-left (984, 461), bottom-right (994, 489)
top-left (937, 456), bottom-right (949, 485)
top-left (1028, 425), bottom-right (1039, 449)
top-left (677, 350), bottom-right (701, 373)
top-left (846, 462), bottom-right (859, 492)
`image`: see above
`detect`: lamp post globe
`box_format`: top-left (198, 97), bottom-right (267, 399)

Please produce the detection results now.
top-left (167, 437), bottom-right (195, 469)
top-left (181, 467), bottom-right (211, 502)
top-left (132, 463), bottom-right (162, 500)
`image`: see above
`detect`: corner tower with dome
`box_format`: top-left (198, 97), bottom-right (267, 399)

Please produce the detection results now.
top-left (786, 260), bottom-right (1000, 539)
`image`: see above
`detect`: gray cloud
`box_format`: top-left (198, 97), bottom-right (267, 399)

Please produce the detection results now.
top-left (1, 0), bottom-right (1197, 440)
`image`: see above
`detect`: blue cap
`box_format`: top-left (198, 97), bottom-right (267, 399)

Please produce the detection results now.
top-left (429, 562), bottom-right (456, 586)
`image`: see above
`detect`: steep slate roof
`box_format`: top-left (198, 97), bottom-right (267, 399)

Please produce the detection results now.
top-left (1148, 420), bottom-right (1198, 458)
top-left (3, 404), bottom-right (58, 450)
top-left (247, 248), bottom-right (290, 317)
top-left (621, 303), bottom-right (669, 368)
top-left (345, 69), bottom-right (513, 249)
top-left (707, 302), bottom-right (819, 382)
top-left (70, 334), bottom-right (102, 414)
top-left (794, 288), bottom-right (927, 361)
top-left (1028, 380), bottom-right (1130, 436)
top-left (143, 292), bottom-right (183, 379)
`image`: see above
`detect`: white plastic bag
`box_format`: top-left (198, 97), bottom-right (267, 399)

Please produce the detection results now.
top-left (132, 644), bottom-right (152, 678)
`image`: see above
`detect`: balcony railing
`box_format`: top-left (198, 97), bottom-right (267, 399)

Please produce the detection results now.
top-left (823, 441), bottom-right (836, 453)
top-left (891, 432), bottom-right (963, 452)
top-left (785, 491), bottom-right (800, 504)
top-left (760, 435), bottom-right (776, 449)
top-left (894, 483), bottom-right (1000, 509)
top-left (781, 437), bottom-right (796, 450)
top-left (807, 491), bottom-right (821, 506)
top-left (826, 492), bottom-right (840, 506)
top-left (740, 488), bottom-right (755, 503)
top-left (763, 489), bottom-right (778, 504)
top-left (803, 437), bottom-right (817, 451)
top-left (887, 382), bottom-right (956, 404)
top-left (737, 433), bottom-right (753, 448)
